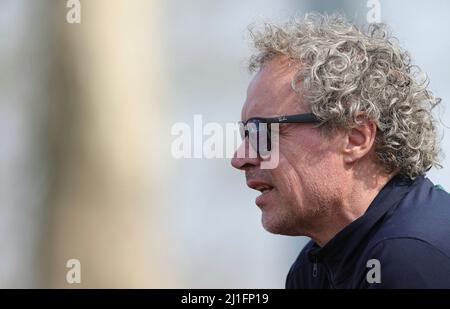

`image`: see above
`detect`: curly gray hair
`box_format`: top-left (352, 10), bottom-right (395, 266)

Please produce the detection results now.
top-left (248, 13), bottom-right (442, 179)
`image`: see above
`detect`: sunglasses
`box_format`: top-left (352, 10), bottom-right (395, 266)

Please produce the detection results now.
top-left (238, 113), bottom-right (321, 156)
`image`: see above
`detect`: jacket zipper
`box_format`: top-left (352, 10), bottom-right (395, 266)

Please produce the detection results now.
top-left (312, 258), bottom-right (318, 278)
top-left (312, 258), bottom-right (335, 288)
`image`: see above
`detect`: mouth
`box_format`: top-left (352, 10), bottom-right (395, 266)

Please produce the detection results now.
top-left (246, 180), bottom-right (274, 193)
top-left (246, 180), bottom-right (275, 206)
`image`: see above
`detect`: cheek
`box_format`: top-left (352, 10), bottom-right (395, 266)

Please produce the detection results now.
top-left (272, 134), bottom-right (342, 201)
top-left (288, 132), bottom-right (341, 174)
top-left (270, 154), bottom-right (304, 201)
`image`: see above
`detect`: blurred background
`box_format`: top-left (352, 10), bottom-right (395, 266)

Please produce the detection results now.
top-left (0, 0), bottom-right (449, 288)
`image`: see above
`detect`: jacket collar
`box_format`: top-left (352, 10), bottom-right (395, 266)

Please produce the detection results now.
top-left (307, 175), bottom-right (423, 283)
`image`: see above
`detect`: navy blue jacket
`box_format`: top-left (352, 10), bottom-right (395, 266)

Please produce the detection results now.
top-left (286, 175), bottom-right (450, 288)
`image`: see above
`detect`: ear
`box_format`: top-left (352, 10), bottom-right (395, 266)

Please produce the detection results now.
top-left (343, 114), bottom-right (377, 164)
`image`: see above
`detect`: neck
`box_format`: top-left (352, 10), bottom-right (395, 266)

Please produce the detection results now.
top-left (309, 171), bottom-right (394, 247)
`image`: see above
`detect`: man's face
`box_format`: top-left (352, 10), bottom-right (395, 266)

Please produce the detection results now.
top-left (231, 58), bottom-right (346, 236)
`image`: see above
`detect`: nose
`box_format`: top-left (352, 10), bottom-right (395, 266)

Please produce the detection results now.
top-left (231, 138), bottom-right (260, 170)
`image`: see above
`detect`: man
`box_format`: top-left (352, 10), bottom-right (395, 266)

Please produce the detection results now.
top-left (231, 13), bottom-right (450, 288)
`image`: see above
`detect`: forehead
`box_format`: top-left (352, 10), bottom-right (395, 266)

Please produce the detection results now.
top-left (242, 57), bottom-right (305, 121)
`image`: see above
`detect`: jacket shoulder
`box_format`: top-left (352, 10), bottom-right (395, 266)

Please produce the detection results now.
top-left (372, 177), bottom-right (450, 256)
top-left (359, 237), bottom-right (450, 288)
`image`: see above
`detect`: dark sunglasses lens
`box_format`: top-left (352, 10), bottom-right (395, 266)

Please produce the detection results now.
top-left (257, 123), bottom-right (271, 156)
top-left (245, 121), bottom-right (258, 153)
top-left (239, 120), bottom-right (272, 157)
top-left (238, 122), bottom-right (246, 140)
top-left (248, 121), bottom-right (271, 156)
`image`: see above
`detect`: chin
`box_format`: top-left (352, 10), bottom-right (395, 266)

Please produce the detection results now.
top-left (261, 212), bottom-right (299, 236)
